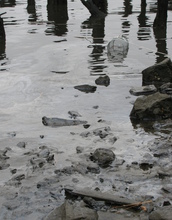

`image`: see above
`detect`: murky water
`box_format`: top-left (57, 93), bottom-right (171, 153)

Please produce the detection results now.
top-left (0, 0), bottom-right (172, 131)
top-left (0, 1), bottom-right (172, 219)
top-left (0, 0), bottom-right (172, 168)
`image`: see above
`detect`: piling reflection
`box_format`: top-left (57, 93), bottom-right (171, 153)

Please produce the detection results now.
top-left (27, 0), bottom-right (37, 22)
top-left (137, 1), bottom-right (151, 41)
top-left (0, 0), bottom-right (16, 7)
top-left (121, 0), bottom-right (132, 36)
top-left (0, 16), bottom-right (6, 62)
top-left (81, 1), bottom-right (107, 75)
top-left (46, 0), bottom-right (68, 36)
top-left (153, 27), bottom-right (168, 63)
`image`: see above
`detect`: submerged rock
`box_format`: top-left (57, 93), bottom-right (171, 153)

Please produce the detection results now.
top-left (130, 92), bottom-right (172, 121)
top-left (42, 116), bottom-right (87, 127)
top-left (74, 84), bottom-right (97, 93)
top-left (90, 148), bottom-right (115, 168)
top-left (142, 58), bottom-right (172, 88)
top-left (95, 75), bottom-right (110, 87)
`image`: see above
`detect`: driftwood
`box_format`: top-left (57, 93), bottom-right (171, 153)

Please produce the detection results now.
top-left (80, 0), bottom-right (106, 17)
top-left (65, 188), bottom-right (141, 209)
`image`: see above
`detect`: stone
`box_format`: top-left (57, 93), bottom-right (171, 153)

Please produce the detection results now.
top-left (129, 85), bottom-right (157, 96)
top-left (42, 116), bottom-right (87, 127)
top-left (74, 84), bottom-right (97, 93)
top-left (95, 75), bottom-right (110, 87)
top-left (44, 200), bottom-right (98, 220)
top-left (149, 205), bottom-right (172, 220)
top-left (130, 92), bottom-right (172, 121)
top-left (90, 148), bottom-right (115, 168)
top-left (142, 58), bottom-right (172, 88)
top-left (17, 142), bottom-right (26, 149)
top-left (159, 82), bottom-right (172, 94)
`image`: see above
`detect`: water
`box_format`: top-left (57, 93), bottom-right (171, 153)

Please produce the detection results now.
top-left (0, 1), bottom-right (172, 219)
top-left (0, 0), bottom-right (171, 160)
top-left (0, 0), bottom-right (172, 163)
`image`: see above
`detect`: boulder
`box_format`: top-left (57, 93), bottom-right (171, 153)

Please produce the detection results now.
top-left (90, 148), bottom-right (115, 168)
top-left (142, 58), bottom-right (172, 88)
top-left (130, 92), bottom-right (172, 121)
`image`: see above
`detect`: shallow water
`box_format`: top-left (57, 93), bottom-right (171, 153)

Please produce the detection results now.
top-left (0, 1), bottom-right (172, 218)
top-left (0, 0), bottom-right (171, 131)
top-left (0, 0), bottom-right (171, 175)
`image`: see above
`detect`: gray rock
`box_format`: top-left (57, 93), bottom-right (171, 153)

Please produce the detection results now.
top-left (76, 146), bottom-right (84, 154)
top-left (149, 205), bottom-right (172, 220)
top-left (95, 75), bottom-right (110, 87)
top-left (44, 200), bottom-right (98, 220)
top-left (17, 142), bottom-right (26, 149)
top-left (130, 92), bottom-right (172, 121)
top-left (129, 85), bottom-right (157, 96)
top-left (42, 116), bottom-right (87, 127)
top-left (90, 148), bottom-right (115, 168)
top-left (159, 82), bottom-right (172, 94)
top-left (68, 111), bottom-right (82, 119)
top-left (74, 84), bottom-right (97, 93)
top-left (142, 58), bottom-right (172, 88)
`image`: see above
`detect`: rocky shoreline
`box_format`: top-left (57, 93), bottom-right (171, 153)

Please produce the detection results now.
top-left (0, 59), bottom-right (172, 220)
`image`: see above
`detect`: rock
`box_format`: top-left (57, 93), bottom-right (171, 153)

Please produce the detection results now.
top-left (93, 127), bottom-right (111, 139)
top-left (17, 142), bottom-right (26, 149)
top-left (129, 85), bottom-right (157, 96)
top-left (149, 205), bottom-right (172, 220)
top-left (90, 148), bottom-right (115, 168)
top-left (42, 116), bottom-right (87, 127)
top-left (74, 84), bottom-right (97, 93)
top-left (76, 146), bottom-right (84, 154)
top-left (0, 14), bottom-right (5, 38)
top-left (159, 82), bottom-right (172, 94)
top-left (68, 111), bottom-right (82, 119)
top-left (142, 58), bottom-right (172, 88)
top-left (44, 199), bottom-right (98, 220)
top-left (107, 36), bottom-right (129, 62)
top-left (95, 75), bottom-right (110, 87)
top-left (130, 92), bottom-right (172, 121)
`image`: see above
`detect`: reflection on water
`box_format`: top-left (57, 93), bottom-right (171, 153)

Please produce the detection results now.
top-left (121, 0), bottom-right (132, 36)
top-left (122, 0), bottom-right (132, 17)
top-left (0, 0), bottom-right (171, 69)
top-left (0, 0), bottom-right (16, 7)
top-left (81, 1), bottom-right (108, 74)
top-left (82, 17), bottom-right (106, 74)
top-left (46, 0), bottom-right (68, 36)
top-left (27, 0), bottom-right (37, 22)
top-left (137, 1), bottom-right (151, 41)
top-left (153, 27), bottom-right (168, 63)
top-left (0, 16), bottom-right (6, 62)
